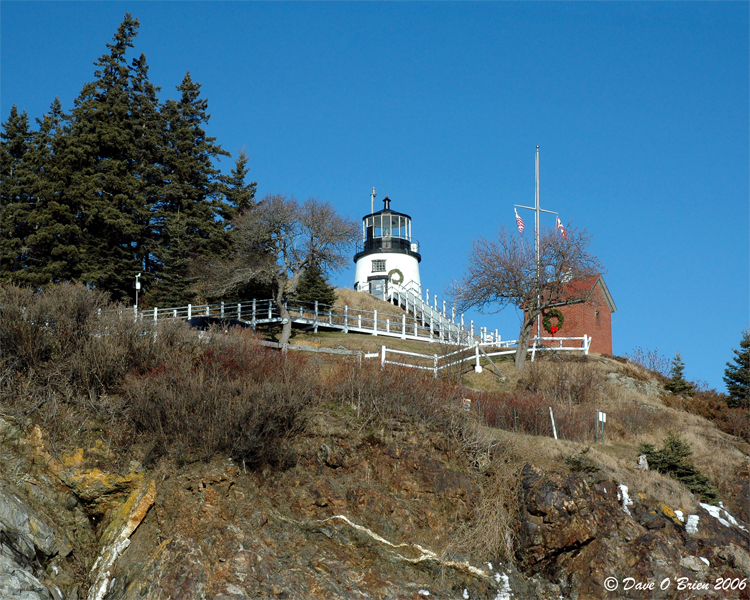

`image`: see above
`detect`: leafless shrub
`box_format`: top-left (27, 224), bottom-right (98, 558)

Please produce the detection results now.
top-left (0, 283), bottom-right (109, 375)
top-left (625, 346), bottom-right (670, 378)
top-left (518, 358), bottom-right (605, 405)
top-left (329, 361), bottom-right (469, 434)
top-left (124, 331), bottom-right (320, 466)
top-left (684, 389), bottom-right (750, 442)
top-left (448, 439), bottom-right (522, 563)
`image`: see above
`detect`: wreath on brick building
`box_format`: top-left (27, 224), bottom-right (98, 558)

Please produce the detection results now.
top-left (388, 268), bottom-right (404, 285)
top-left (543, 308), bottom-right (564, 336)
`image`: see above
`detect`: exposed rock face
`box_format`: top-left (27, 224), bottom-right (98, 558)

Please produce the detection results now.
top-left (2, 412), bottom-right (749, 600)
top-left (0, 484), bottom-right (63, 600)
top-left (516, 464), bottom-right (750, 599)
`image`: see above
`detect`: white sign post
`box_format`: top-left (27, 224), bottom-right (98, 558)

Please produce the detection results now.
top-left (597, 411), bottom-right (607, 443)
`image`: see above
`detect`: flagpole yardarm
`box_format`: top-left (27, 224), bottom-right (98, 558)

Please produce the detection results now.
top-left (513, 146), bottom-right (566, 345)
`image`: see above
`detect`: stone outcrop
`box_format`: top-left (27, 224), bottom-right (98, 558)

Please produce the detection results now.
top-left (516, 464), bottom-right (750, 599)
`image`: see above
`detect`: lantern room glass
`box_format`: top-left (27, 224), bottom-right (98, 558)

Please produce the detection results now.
top-left (364, 214), bottom-right (411, 242)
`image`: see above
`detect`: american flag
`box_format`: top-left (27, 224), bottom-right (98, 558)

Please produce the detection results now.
top-left (556, 216), bottom-right (568, 241)
top-left (515, 209), bottom-right (525, 234)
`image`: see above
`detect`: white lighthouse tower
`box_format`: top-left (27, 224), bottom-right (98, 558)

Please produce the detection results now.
top-left (353, 191), bottom-right (421, 299)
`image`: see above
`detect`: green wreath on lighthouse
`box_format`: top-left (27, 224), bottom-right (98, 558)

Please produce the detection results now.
top-left (542, 308), bottom-right (565, 335)
top-left (388, 268), bottom-right (404, 285)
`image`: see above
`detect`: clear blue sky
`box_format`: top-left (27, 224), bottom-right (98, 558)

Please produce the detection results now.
top-left (2, 2), bottom-right (748, 391)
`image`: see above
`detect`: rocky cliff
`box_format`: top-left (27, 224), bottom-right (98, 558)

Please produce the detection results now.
top-left (1, 397), bottom-right (749, 600)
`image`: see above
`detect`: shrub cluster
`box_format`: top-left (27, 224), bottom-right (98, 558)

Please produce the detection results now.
top-left (638, 432), bottom-right (719, 503)
top-left (669, 389), bottom-right (750, 443)
top-left (519, 357), bottom-right (604, 405)
top-left (1, 283), bottom-right (477, 468)
top-left (0, 283), bottom-right (323, 467)
top-left (479, 390), bottom-right (596, 442)
top-left (124, 335), bottom-right (319, 466)
top-left (327, 360), bottom-right (470, 433)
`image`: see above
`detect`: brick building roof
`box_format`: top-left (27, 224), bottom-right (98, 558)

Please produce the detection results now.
top-left (557, 274), bottom-right (617, 313)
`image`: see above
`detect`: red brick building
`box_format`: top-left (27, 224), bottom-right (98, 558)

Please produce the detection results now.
top-left (551, 275), bottom-right (616, 355)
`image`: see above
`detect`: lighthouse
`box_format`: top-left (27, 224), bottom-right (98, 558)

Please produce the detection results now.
top-left (353, 192), bottom-right (421, 299)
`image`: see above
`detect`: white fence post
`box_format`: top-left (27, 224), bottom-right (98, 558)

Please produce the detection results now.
top-left (237, 302), bottom-right (241, 320)
top-left (373, 310), bottom-right (378, 336)
top-left (381, 345), bottom-right (386, 369)
top-left (401, 314), bottom-right (406, 340)
top-left (220, 302), bottom-right (224, 319)
top-left (344, 305), bottom-right (349, 333)
top-left (153, 307), bottom-right (158, 323)
top-left (187, 304), bottom-right (192, 320)
top-left (205, 305), bottom-right (210, 316)
top-left (549, 407), bottom-right (558, 440)
top-left (433, 354), bottom-right (438, 378)
top-left (314, 301), bottom-right (319, 333)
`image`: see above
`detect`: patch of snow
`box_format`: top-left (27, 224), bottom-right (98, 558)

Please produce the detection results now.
top-left (493, 573), bottom-right (511, 600)
top-left (700, 557), bottom-right (710, 566)
top-left (463, 589), bottom-right (469, 600)
top-left (418, 590), bottom-right (430, 596)
top-left (686, 514), bottom-right (699, 534)
top-left (700, 503), bottom-right (748, 532)
top-left (487, 562), bottom-right (493, 571)
top-left (674, 510), bottom-right (684, 523)
top-left (618, 484), bottom-right (633, 515)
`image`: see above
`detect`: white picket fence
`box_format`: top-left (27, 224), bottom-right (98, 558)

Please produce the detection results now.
top-left (114, 297), bottom-right (591, 359)
top-left (372, 335), bottom-right (592, 377)
top-left (120, 297), bottom-right (498, 346)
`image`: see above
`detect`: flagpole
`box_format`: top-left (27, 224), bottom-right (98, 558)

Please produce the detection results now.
top-left (535, 146), bottom-right (541, 342)
top-left (514, 146), bottom-right (562, 347)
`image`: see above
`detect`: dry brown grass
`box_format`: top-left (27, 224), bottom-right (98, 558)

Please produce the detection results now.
top-left (334, 288), bottom-right (410, 317)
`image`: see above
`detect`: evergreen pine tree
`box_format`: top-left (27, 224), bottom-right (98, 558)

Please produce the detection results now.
top-left (664, 352), bottom-right (695, 396)
top-left (638, 432), bottom-right (719, 503)
top-left (220, 149), bottom-right (257, 218)
top-left (293, 262), bottom-right (337, 306)
top-left (158, 72), bottom-right (230, 262)
top-left (0, 105), bottom-right (33, 278)
top-left (62, 14), bottom-right (151, 301)
top-left (724, 330), bottom-right (750, 408)
top-left (21, 99), bottom-right (83, 286)
top-left (129, 52), bottom-right (167, 284)
top-left (145, 212), bottom-right (198, 307)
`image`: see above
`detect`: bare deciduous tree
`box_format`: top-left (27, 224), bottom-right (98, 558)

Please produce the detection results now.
top-left (453, 226), bottom-right (604, 370)
top-left (208, 194), bottom-right (358, 346)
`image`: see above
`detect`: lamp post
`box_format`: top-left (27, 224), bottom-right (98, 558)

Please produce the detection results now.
top-left (134, 273), bottom-right (141, 312)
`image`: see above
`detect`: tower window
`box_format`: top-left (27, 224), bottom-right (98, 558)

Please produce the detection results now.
top-left (595, 310), bottom-right (600, 326)
top-left (372, 260), bottom-right (386, 273)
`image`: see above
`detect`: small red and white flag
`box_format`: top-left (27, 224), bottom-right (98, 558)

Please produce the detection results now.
top-left (515, 208), bottom-right (525, 234)
top-left (556, 216), bottom-right (568, 241)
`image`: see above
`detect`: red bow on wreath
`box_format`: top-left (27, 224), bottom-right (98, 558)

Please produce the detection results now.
top-left (551, 325), bottom-right (558, 336)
